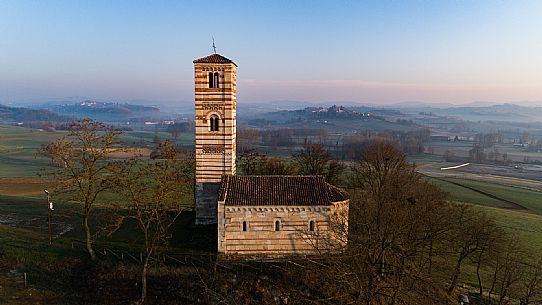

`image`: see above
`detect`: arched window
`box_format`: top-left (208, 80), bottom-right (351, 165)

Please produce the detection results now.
top-left (213, 116), bottom-right (219, 131)
top-left (309, 220), bottom-right (315, 232)
top-left (209, 115), bottom-right (220, 131)
top-left (275, 220), bottom-right (280, 231)
top-left (242, 221), bottom-right (247, 232)
top-left (208, 72), bottom-right (214, 88)
top-left (214, 72), bottom-right (220, 88)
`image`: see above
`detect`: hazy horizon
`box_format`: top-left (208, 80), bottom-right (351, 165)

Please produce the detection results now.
top-left (2, 1), bottom-right (542, 106)
top-left (7, 97), bottom-right (542, 111)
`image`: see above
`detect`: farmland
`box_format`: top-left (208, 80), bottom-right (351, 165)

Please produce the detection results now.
top-left (2, 124), bottom-right (542, 303)
top-left (2, 125), bottom-right (542, 250)
top-left (426, 140), bottom-right (542, 163)
top-left (418, 159), bottom-right (542, 255)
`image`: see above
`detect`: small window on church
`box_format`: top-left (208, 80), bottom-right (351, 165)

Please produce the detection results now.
top-left (208, 72), bottom-right (214, 88)
top-left (275, 220), bottom-right (280, 231)
top-left (309, 220), bottom-right (315, 232)
top-left (214, 72), bottom-right (220, 88)
top-left (209, 115), bottom-right (220, 131)
top-left (242, 221), bottom-right (247, 232)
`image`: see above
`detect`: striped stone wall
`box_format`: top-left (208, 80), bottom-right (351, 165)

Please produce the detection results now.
top-left (194, 62), bottom-right (237, 184)
top-left (217, 200), bottom-right (349, 256)
top-left (194, 61), bottom-right (237, 224)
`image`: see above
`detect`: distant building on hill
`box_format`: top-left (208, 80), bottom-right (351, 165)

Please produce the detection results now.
top-left (192, 53), bottom-right (350, 257)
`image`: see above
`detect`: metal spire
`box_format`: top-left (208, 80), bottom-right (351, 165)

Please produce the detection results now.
top-left (212, 37), bottom-right (217, 54)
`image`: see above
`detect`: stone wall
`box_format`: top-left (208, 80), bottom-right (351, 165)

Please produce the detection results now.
top-left (195, 183), bottom-right (220, 225)
top-left (194, 63), bottom-right (237, 184)
top-left (218, 201), bottom-right (349, 256)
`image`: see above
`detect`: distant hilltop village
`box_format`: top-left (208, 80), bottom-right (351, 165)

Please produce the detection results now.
top-left (192, 53), bottom-right (350, 256)
top-left (306, 105), bottom-right (372, 116)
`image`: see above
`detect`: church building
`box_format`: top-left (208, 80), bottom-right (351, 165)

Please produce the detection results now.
top-left (193, 53), bottom-right (349, 256)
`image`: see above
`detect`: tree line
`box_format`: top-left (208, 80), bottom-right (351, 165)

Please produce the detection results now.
top-left (238, 126), bottom-right (431, 159)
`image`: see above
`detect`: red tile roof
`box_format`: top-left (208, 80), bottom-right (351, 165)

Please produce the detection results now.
top-left (218, 176), bottom-right (349, 206)
top-left (193, 53), bottom-right (237, 66)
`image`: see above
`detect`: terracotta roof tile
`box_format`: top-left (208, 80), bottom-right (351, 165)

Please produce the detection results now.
top-left (218, 176), bottom-right (349, 206)
top-left (193, 53), bottom-right (237, 66)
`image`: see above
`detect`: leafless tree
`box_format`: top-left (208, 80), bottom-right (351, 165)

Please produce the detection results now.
top-left (518, 256), bottom-right (542, 305)
top-left (306, 140), bottom-right (456, 304)
top-left (487, 238), bottom-right (524, 305)
top-left (295, 143), bottom-right (345, 185)
top-left (446, 206), bottom-right (499, 294)
top-left (112, 151), bottom-right (194, 304)
top-left (238, 150), bottom-right (297, 176)
top-left (40, 119), bottom-right (122, 261)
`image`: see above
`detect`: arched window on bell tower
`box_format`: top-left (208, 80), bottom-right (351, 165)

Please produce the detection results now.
top-left (214, 72), bottom-right (220, 88)
top-left (209, 114), bottom-right (220, 131)
top-left (208, 72), bottom-right (214, 88)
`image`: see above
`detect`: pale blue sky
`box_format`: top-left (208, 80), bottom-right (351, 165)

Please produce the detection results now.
top-left (1, 1), bottom-right (542, 105)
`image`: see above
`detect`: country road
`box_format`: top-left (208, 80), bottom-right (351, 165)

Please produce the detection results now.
top-left (418, 162), bottom-right (542, 193)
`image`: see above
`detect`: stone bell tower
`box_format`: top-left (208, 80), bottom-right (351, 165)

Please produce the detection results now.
top-left (193, 53), bottom-right (237, 224)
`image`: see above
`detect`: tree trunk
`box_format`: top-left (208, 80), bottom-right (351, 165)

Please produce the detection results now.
top-left (488, 265), bottom-right (499, 304)
top-left (84, 213), bottom-right (96, 261)
top-left (428, 241), bottom-right (433, 275)
top-left (448, 258), bottom-right (464, 294)
top-left (476, 259), bottom-right (484, 298)
top-left (141, 252), bottom-right (151, 304)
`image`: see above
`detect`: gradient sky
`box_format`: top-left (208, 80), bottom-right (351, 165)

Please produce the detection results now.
top-left (1, 0), bottom-right (542, 106)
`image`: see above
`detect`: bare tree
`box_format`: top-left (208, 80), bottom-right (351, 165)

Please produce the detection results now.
top-left (237, 150), bottom-right (265, 175)
top-left (308, 140), bottom-right (456, 304)
top-left (518, 256), bottom-right (542, 305)
top-left (238, 150), bottom-right (297, 176)
top-left (487, 238), bottom-right (524, 305)
top-left (295, 143), bottom-right (330, 175)
top-left (113, 151), bottom-right (194, 303)
top-left (40, 119), bottom-right (122, 260)
top-left (150, 139), bottom-right (178, 160)
top-left (295, 143), bottom-right (345, 185)
top-left (446, 206), bottom-right (499, 294)
top-left (468, 216), bottom-right (503, 299)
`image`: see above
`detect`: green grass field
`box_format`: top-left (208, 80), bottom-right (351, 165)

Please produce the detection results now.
top-left (0, 125), bottom-right (64, 177)
top-left (426, 176), bottom-right (513, 209)
top-left (0, 125), bottom-right (196, 178)
top-left (423, 174), bottom-right (542, 257)
top-left (119, 130), bottom-right (194, 150)
top-left (0, 192), bottom-right (205, 247)
top-left (426, 176), bottom-right (542, 215)
top-left (481, 205), bottom-right (542, 252)
top-left (407, 153), bottom-right (445, 165)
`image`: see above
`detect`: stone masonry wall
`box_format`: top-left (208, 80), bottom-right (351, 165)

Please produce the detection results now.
top-left (218, 201), bottom-right (349, 256)
top-left (194, 63), bottom-right (236, 184)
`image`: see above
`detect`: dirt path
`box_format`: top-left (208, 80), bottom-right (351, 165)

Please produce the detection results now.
top-left (418, 162), bottom-right (542, 192)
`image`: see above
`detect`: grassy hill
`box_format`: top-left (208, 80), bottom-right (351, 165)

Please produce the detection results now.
top-left (0, 104), bottom-right (70, 123)
top-left (425, 175), bottom-right (542, 254)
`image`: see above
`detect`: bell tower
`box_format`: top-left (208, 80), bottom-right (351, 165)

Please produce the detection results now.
top-left (193, 53), bottom-right (237, 225)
